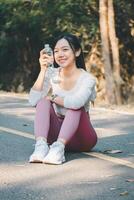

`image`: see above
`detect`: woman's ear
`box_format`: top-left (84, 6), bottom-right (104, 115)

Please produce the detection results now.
top-left (75, 49), bottom-right (81, 57)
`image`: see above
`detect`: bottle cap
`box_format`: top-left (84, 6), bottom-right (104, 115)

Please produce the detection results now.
top-left (44, 44), bottom-right (50, 48)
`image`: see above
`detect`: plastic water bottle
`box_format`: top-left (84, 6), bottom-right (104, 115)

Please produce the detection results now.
top-left (44, 44), bottom-right (53, 67)
top-left (44, 44), bottom-right (60, 83)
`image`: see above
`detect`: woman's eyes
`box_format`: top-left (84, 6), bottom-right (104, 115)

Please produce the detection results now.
top-left (63, 48), bottom-right (69, 51)
top-left (54, 48), bottom-right (69, 53)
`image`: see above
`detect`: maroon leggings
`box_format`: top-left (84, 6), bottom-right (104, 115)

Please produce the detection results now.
top-left (35, 98), bottom-right (97, 152)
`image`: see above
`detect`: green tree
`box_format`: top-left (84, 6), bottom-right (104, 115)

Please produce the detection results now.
top-left (0, 0), bottom-right (98, 91)
top-left (0, 0), bottom-right (134, 104)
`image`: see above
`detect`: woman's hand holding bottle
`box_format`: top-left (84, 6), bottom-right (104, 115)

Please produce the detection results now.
top-left (39, 46), bottom-right (54, 71)
top-left (32, 47), bottom-right (53, 91)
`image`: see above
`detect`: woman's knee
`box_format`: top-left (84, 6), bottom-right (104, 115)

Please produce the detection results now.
top-left (36, 97), bottom-right (51, 109)
top-left (66, 107), bottom-right (84, 114)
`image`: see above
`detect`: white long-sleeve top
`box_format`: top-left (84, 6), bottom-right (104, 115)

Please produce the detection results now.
top-left (29, 67), bottom-right (96, 115)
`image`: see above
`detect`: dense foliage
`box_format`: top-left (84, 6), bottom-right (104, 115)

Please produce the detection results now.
top-left (0, 0), bottom-right (133, 103)
top-left (0, 0), bottom-right (98, 91)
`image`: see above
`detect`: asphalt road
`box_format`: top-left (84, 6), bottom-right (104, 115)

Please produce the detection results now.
top-left (0, 93), bottom-right (134, 200)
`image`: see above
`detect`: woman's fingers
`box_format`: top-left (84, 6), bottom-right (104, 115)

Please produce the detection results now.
top-left (39, 48), bottom-right (54, 69)
top-left (40, 49), bottom-right (53, 60)
top-left (40, 49), bottom-right (45, 56)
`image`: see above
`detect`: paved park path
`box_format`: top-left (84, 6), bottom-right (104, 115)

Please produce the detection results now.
top-left (0, 92), bottom-right (134, 200)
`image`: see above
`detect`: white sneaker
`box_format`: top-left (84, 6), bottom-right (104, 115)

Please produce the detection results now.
top-left (29, 139), bottom-right (49, 163)
top-left (43, 141), bottom-right (65, 165)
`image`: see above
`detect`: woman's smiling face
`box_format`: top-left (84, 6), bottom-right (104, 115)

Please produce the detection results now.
top-left (54, 38), bottom-right (76, 68)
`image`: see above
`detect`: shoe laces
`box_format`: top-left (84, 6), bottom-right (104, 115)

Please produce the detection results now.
top-left (50, 141), bottom-right (65, 150)
top-left (35, 140), bottom-right (47, 149)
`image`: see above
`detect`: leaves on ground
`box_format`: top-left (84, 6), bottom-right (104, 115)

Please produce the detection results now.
top-left (110, 187), bottom-right (116, 191)
top-left (22, 123), bottom-right (29, 126)
top-left (126, 179), bottom-right (134, 183)
top-left (103, 149), bottom-right (123, 154)
top-left (120, 191), bottom-right (129, 196)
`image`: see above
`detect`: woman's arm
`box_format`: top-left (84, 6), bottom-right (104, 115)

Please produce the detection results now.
top-left (48, 75), bottom-right (96, 109)
top-left (32, 49), bottom-right (53, 91)
top-left (29, 49), bottom-right (53, 106)
top-left (32, 69), bottom-right (47, 91)
top-left (63, 76), bottom-right (96, 109)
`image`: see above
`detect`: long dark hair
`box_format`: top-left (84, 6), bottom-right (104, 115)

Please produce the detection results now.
top-left (52, 33), bottom-right (86, 70)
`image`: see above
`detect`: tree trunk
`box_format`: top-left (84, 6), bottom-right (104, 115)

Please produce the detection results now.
top-left (99, 0), bottom-right (116, 104)
top-left (108, 0), bottom-right (122, 104)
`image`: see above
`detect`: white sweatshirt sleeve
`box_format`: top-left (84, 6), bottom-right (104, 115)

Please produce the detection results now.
top-left (64, 75), bottom-right (96, 109)
top-left (28, 89), bottom-right (44, 107)
top-left (28, 67), bottom-right (55, 106)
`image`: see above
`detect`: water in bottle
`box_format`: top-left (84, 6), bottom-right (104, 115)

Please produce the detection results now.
top-left (44, 44), bottom-right (53, 67)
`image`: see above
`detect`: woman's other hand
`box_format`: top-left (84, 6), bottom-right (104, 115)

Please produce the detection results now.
top-left (46, 95), bottom-right (64, 107)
